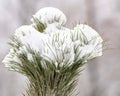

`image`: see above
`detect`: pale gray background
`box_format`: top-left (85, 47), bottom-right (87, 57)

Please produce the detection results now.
top-left (0, 0), bottom-right (120, 96)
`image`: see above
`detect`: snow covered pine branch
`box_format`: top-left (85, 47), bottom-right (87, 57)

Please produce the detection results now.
top-left (2, 7), bottom-right (103, 96)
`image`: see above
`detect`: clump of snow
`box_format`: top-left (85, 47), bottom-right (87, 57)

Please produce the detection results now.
top-left (72, 24), bottom-right (103, 58)
top-left (2, 7), bottom-right (103, 69)
top-left (31, 7), bottom-right (67, 26)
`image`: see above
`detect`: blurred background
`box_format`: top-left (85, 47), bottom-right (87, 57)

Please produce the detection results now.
top-left (0, 0), bottom-right (120, 96)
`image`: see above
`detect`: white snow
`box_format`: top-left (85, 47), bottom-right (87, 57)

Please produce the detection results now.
top-left (2, 7), bottom-right (103, 69)
top-left (31, 7), bottom-right (67, 26)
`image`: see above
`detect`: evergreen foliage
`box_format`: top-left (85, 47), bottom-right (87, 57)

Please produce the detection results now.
top-left (2, 7), bottom-right (103, 96)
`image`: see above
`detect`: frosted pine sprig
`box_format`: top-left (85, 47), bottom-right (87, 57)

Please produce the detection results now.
top-left (2, 7), bottom-right (103, 96)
